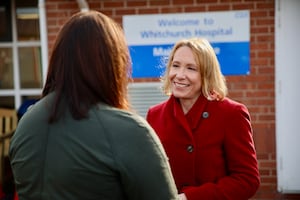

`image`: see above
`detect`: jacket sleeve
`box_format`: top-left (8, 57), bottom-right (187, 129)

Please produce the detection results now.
top-left (183, 103), bottom-right (260, 200)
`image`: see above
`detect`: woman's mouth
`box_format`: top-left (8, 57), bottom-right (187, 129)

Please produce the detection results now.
top-left (174, 82), bottom-right (190, 88)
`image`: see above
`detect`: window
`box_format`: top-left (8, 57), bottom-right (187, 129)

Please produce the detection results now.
top-left (0, 0), bottom-right (45, 110)
top-left (0, 0), bottom-right (12, 42)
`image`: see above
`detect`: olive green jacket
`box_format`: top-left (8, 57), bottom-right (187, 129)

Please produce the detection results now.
top-left (9, 93), bottom-right (178, 200)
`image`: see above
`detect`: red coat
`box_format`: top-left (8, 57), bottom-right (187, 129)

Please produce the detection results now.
top-left (147, 95), bottom-right (260, 200)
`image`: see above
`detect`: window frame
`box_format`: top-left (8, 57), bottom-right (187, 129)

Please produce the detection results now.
top-left (0, 0), bottom-right (48, 109)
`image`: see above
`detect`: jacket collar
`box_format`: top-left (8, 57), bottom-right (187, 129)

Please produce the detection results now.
top-left (170, 95), bottom-right (209, 132)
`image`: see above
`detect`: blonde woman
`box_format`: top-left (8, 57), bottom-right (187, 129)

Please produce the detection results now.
top-left (147, 38), bottom-right (260, 200)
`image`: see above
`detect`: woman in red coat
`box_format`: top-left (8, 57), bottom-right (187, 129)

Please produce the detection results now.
top-left (147, 38), bottom-right (260, 200)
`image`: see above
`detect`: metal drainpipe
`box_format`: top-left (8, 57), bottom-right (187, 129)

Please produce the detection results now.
top-left (38, 0), bottom-right (48, 86)
top-left (38, 0), bottom-right (89, 86)
top-left (76, 0), bottom-right (89, 12)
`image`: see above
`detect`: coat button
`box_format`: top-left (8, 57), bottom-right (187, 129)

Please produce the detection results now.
top-left (186, 145), bottom-right (193, 153)
top-left (202, 111), bottom-right (209, 118)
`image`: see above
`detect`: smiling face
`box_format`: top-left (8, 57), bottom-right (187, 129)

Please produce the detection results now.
top-left (169, 46), bottom-right (202, 105)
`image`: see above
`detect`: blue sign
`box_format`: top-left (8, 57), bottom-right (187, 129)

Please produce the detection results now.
top-left (123, 10), bottom-right (250, 78)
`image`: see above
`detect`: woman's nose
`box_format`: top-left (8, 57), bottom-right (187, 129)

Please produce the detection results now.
top-left (176, 68), bottom-right (186, 79)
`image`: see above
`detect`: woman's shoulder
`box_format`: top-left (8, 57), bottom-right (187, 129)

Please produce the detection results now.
top-left (218, 97), bottom-right (247, 109)
top-left (148, 96), bottom-right (171, 112)
top-left (91, 104), bottom-right (161, 150)
top-left (210, 97), bottom-right (250, 117)
top-left (92, 104), bottom-right (151, 131)
top-left (17, 95), bottom-right (51, 126)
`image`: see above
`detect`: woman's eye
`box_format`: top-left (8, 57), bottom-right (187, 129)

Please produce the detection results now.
top-left (172, 64), bottom-right (179, 68)
top-left (188, 67), bottom-right (197, 71)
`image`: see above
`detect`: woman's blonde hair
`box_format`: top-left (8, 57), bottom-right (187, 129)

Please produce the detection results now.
top-left (161, 38), bottom-right (228, 100)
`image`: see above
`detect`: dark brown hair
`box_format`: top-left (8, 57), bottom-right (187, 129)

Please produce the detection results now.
top-left (42, 10), bottom-right (131, 123)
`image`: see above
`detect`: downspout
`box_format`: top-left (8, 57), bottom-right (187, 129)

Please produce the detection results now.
top-left (38, 0), bottom-right (48, 86)
top-left (76, 0), bottom-right (89, 12)
top-left (38, 0), bottom-right (89, 87)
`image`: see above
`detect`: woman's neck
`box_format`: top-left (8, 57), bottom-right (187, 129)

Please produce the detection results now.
top-left (179, 97), bottom-right (199, 115)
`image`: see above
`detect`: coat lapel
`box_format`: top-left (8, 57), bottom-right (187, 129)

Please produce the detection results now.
top-left (185, 95), bottom-right (209, 132)
top-left (170, 95), bottom-right (209, 139)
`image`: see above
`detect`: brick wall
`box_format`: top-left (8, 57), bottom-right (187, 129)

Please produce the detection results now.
top-left (45, 0), bottom-right (300, 199)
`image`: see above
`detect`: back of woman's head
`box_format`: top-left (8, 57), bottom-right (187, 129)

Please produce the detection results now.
top-left (43, 10), bottom-right (131, 122)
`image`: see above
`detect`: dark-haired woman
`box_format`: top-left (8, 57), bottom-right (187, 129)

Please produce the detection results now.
top-left (9, 10), bottom-right (178, 200)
